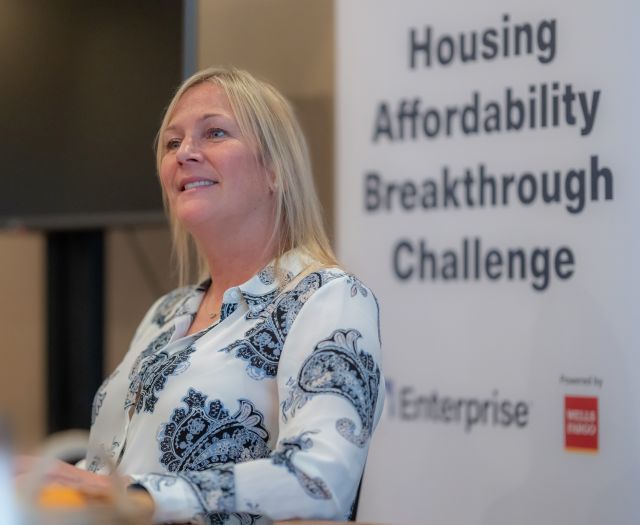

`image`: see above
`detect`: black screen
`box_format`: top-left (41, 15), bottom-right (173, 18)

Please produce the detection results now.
top-left (0, 0), bottom-right (182, 229)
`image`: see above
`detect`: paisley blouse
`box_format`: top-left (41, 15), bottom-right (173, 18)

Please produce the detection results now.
top-left (85, 251), bottom-right (384, 524)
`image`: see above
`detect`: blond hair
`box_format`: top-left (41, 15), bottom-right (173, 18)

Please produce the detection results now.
top-left (155, 67), bottom-right (338, 284)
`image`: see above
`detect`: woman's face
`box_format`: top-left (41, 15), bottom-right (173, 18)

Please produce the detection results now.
top-left (159, 82), bottom-right (275, 236)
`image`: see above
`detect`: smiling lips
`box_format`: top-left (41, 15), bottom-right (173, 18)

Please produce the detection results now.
top-left (181, 179), bottom-right (217, 191)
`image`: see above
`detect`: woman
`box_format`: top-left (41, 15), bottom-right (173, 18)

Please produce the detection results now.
top-left (33, 67), bottom-right (383, 523)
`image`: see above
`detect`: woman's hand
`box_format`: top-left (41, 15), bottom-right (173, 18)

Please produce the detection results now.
top-left (13, 455), bottom-right (113, 494)
top-left (13, 455), bottom-right (155, 514)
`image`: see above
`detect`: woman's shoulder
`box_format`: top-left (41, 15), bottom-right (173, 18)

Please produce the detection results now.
top-left (274, 264), bottom-right (380, 331)
top-left (278, 263), bottom-right (383, 361)
top-left (292, 262), bottom-right (376, 298)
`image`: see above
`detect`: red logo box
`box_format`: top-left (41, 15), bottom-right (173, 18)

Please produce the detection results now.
top-left (564, 396), bottom-right (598, 453)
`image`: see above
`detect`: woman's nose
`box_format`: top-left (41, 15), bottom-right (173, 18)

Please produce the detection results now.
top-left (176, 137), bottom-right (203, 164)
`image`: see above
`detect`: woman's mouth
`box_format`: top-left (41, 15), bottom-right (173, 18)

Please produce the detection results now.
top-left (182, 180), bottom-right (217, 191)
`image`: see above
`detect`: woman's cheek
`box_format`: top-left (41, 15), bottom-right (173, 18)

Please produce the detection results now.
top-left (159, 159), bottom-right (175, 195)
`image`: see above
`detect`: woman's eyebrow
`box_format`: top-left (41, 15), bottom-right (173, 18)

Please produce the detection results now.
top-left (201, 112), bottom-right (228, 121)
top-left (164, 113), bottom-right (231, 134)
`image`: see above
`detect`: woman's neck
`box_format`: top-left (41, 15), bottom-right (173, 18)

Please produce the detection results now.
top-left (194, 227), bottom-right (279, 308)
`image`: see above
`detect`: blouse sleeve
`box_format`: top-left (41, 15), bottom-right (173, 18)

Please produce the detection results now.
top-left (130, 274), bottom-right (384, 524)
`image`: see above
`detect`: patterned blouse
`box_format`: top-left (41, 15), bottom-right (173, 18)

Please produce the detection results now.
top-left (85, 251), bottom-right (384, 524)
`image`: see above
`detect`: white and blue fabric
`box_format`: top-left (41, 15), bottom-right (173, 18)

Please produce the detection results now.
top-left (85, 251), bottom-right (384, 524)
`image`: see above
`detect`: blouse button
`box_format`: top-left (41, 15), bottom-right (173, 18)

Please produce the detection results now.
top-left (226, 288), bottom-right (241, 302)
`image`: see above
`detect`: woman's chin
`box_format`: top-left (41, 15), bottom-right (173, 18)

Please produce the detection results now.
top-left (173, 206), bottom-right (219, 232)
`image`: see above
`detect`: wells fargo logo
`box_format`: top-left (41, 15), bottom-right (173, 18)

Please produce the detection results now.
top-left (564, 396), bottom-right (598, 453)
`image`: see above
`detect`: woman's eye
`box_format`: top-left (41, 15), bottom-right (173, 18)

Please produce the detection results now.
top-left (206, 128), bottom-right (227, 139)
top-left (166, 138), bottom-right (181, 150)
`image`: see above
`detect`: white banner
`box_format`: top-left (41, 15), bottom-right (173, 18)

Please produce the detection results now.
top-left (336, 1), bottom-right (640, 524)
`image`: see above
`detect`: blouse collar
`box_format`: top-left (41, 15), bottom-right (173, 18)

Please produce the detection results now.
top-left (193, 249), bottom-right (312, 319)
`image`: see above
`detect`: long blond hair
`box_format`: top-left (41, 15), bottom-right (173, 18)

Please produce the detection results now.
top-left (156, 67), bottom-right (338, 284)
